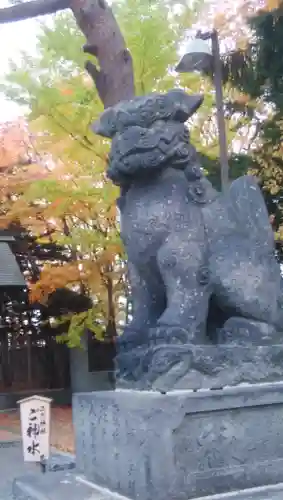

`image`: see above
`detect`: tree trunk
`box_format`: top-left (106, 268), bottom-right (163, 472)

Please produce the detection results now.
top-left (70, 0), bottom-right (135, 107)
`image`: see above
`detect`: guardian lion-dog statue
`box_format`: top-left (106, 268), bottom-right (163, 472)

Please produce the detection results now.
top-left (92, 89), bottom-right (283, 392)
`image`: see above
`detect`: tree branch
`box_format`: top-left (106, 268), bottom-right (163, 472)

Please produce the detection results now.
top-left (0, 0), bottom-right (70, 24)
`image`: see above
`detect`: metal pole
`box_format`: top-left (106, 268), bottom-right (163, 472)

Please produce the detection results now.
top-left (211, 30), bottom-right (229, 192)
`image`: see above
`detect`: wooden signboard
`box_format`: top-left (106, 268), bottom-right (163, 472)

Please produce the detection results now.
top-left (17, 395), bottom-right (52, 463)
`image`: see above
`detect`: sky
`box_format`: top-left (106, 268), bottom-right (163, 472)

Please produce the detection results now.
top-left (0, 3), bottom-right (42, 123)
top-left (0, 0), bottom-right (247, 124)
top-left (0, 1), bottom-right (200, 124)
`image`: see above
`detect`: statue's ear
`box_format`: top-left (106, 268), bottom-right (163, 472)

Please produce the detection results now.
top-left (186, 94), bottom-right (204, 117)
top-left (168, 89), bottom-right (204, 121)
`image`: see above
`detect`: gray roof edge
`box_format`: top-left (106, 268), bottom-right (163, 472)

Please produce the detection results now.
top-left (0, 236), bottom-right (15, 242)
top-left (0, 242), bottom-right (26, 287)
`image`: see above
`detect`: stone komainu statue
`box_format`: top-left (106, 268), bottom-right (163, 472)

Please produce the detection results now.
top-left (93, 89), bottom-right (283, 392)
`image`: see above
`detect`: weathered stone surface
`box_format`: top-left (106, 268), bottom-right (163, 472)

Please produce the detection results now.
top-left (48, 450), bottom-right (75, 472)
top-left (73, 385), bottom-right (283, 500)
top-left (92, 89), bottom-right (204, 138)
top-left (116, 344), bottom-right (283, 392)
top-left (93, 89), bottom-right (283, 391)
top-left (195, 483), bottom-right (283, 500)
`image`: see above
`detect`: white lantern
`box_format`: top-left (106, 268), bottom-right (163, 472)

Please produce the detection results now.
top-left (176, 38), bottom-right (213, 73)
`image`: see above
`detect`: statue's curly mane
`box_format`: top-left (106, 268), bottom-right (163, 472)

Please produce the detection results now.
top-left (107, 121), bottom-right (203, 187)
top-left (92, 88), bottom-right (205, 188)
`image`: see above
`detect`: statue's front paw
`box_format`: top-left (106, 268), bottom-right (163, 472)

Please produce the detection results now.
top-left (149, 325), bottom-right (192, 345)
top-left (116, 327), bottom-right (148, 352)
top-left (115, 345), bottom-right (148, 388)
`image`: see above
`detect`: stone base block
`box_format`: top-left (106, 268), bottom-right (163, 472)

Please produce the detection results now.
top-left (73, 383), bottom-right (283, 500)
top-left (116, 342), bottom-right (283, 392)
top-left (12, 474), bottom-right (283, 500)
top-left (13, 472), bottom-right (131, 499)
top-left (195, 483), bottom-right (283, 499)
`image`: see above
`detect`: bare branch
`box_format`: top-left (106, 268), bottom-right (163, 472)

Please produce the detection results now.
top-left (83, 43), bottom-right (98, 57)
top-left (0, 0), bottom-right (70, 24)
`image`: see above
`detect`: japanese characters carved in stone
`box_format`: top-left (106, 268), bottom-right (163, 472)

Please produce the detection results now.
top-left (92, 89), bottom-right (283, 392)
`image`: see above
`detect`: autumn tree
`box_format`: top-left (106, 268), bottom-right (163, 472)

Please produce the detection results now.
top-left (0, 119), bottom-right (79, 388)
top-left (0, 0), bottom-right (269, 346)
top-left (214, 1), bottom-right (283, 260)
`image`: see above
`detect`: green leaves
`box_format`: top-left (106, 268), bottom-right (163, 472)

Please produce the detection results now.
top-left (221, 4), bottom-right (283, 259)
top-left (55, 305), bottom-right (111, 347)
top-left (38, 15), bottom-right (86, 70)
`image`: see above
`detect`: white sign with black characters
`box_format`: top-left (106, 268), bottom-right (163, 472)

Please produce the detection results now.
top-left (17, 395), bottom-right (52, 462)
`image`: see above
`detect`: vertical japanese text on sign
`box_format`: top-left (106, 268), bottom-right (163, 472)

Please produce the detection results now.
top-left (17, 395), bottom-right (52, 463)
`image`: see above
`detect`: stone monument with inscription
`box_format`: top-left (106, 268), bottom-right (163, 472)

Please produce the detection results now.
top-left (72, 89), bottom-right (283, 500)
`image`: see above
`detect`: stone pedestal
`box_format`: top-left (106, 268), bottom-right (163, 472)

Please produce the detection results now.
top-left (73, 383), bottom-right (283, 500)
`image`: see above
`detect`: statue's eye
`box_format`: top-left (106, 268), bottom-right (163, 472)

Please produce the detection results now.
top-left (177, 145), bottom-right (188, 156)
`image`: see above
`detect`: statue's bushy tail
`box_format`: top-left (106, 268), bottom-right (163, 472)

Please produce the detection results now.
top-left (227, 175), bottom-right (275, 250)
top-left (228, 175), bottom-right (283, 330)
